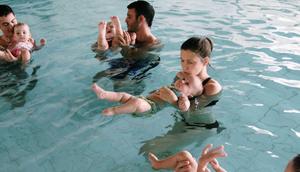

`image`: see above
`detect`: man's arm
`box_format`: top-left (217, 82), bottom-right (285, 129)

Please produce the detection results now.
top-left (0, 48), bottom-right (18, 62)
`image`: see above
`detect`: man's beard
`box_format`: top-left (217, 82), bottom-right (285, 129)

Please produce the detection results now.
top-left (127, 22), bottom-right (139, 32)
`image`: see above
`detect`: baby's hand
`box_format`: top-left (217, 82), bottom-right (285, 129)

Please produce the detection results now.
top-left (129, 32), bottom-right (136, 45)
top-left (40, 38), bottom-right (46, 46)
top-left (29, 38), bottom-right (35, 44)
top-left (178, 94), bottom-right (190, 112)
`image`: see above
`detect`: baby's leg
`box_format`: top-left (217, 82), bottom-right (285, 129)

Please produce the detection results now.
top-left (92, 83), bottom-right (151, 115)
top-left (102, 96), bottom-right (151, 116)
top-left (92, 83), bottom-right (132, 102)
top-left (97, 21), bottom-right (109, 50)
top-left (148, 151), bottom-right (195, 170)
top-left (110, 16), bottom-right (123, 37)
top-left (178, 95), bottom-right (190, 112)
top-left (21, 49), bottom-right (31, 64)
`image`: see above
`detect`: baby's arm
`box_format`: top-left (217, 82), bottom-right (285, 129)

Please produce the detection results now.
top-left (20, 48), bottom-right (31, 64)
top-left (32, 38), bottom-right (46, 51)
top-left (177, 94), bottom-right (190, 112)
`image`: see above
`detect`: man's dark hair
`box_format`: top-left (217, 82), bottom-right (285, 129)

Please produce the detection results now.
top-left (127, 1), bottom-right (155, 27)
top-left (0, 4), bottom-right (15, 17)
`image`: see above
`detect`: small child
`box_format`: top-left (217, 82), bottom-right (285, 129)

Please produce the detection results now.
top-left (8, 22), bottom-right (46, 63)
top-left (96, 16), bottom-right (136, 51)
top-left (92, 72), bottom-right (203, 115)
top-left (148, 144), bottom-right (227, 172)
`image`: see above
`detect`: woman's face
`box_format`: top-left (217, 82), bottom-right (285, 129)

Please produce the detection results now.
top-left (180, 49), bottom-right (204, 75)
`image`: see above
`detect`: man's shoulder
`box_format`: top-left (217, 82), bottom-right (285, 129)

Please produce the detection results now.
top-left (137, 38), bottom-right (163, 51)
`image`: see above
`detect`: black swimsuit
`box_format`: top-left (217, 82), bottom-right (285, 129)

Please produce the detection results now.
top-left (202, 77), bottom-right (211, 87)
top-left (183, 77), bottom-right (221, 129)
top-left (201, 77), bottom-right (220, 107)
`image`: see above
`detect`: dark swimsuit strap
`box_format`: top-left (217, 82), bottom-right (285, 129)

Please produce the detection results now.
top-left (188, 77), bottom-right (212, 101)
top-left (202, 77), bottom-right (211, 86)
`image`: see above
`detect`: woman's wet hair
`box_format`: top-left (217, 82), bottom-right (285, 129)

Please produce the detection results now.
top-left (181, 36), bottom-right (213, 59)
top-left (293, 154), bottom-right (300, 172)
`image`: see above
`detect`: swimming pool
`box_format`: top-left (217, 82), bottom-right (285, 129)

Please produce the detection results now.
top-left (1, 0), bottom-right (299, 171)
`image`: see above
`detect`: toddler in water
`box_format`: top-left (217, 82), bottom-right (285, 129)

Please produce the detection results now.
top-left (96, 16), bottom-right (136, 51)
top-left (8, 22), bottom-right (46, 63)
top-left (92, 72), bottom-right (203, 115)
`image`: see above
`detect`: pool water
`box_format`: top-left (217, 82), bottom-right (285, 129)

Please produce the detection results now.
top-left (1, 0), bottom-right (300, 171)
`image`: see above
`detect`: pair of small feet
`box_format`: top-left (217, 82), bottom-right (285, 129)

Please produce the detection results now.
top-left (97, 16), bottom-right (122, 50)
top-left (91, 83), bottom-right (114, 116)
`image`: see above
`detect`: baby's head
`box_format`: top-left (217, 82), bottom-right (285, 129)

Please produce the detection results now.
top-left (105, 21), bottom-right (115, 40)
top-left (285, 154), bottom-right (300, 172)
top-left (174, 74), bottom-right (203, 98)
top-left (12, 22), bottom-right (31, 42)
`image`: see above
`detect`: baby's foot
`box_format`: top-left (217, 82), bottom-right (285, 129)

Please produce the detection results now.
top-left (102, 108), bottom-right (115, 116)
top-left (148, 152), bottom-right (161, 169)
top-left (110, 16), bottom-right (123, 37)
top-left (98, 21), bottom-right (107, 34)
top-left (92, 83), bottom-right (107, 99)
top-left (97, 21), bottom-right (109, 50)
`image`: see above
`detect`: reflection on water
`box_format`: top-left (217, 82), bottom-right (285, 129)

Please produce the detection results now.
top-left (0, 62), bottom-right (39, 109)
top-left (139, 110), bottom-right (224, 157)
top-left (139, 93), bottom-right (225, 157)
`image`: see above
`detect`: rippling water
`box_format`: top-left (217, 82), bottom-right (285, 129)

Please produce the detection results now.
top-left (0, 0), bottom-right (299, 171)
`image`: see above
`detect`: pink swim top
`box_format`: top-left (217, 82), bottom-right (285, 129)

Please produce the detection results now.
top-left (10, 42), bottom-right (34, 57)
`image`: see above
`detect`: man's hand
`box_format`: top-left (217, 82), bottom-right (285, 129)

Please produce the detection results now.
top-left (0, 49), bottom-right (18, 62)
top-left (118, 31), bottom-right (132, 47)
